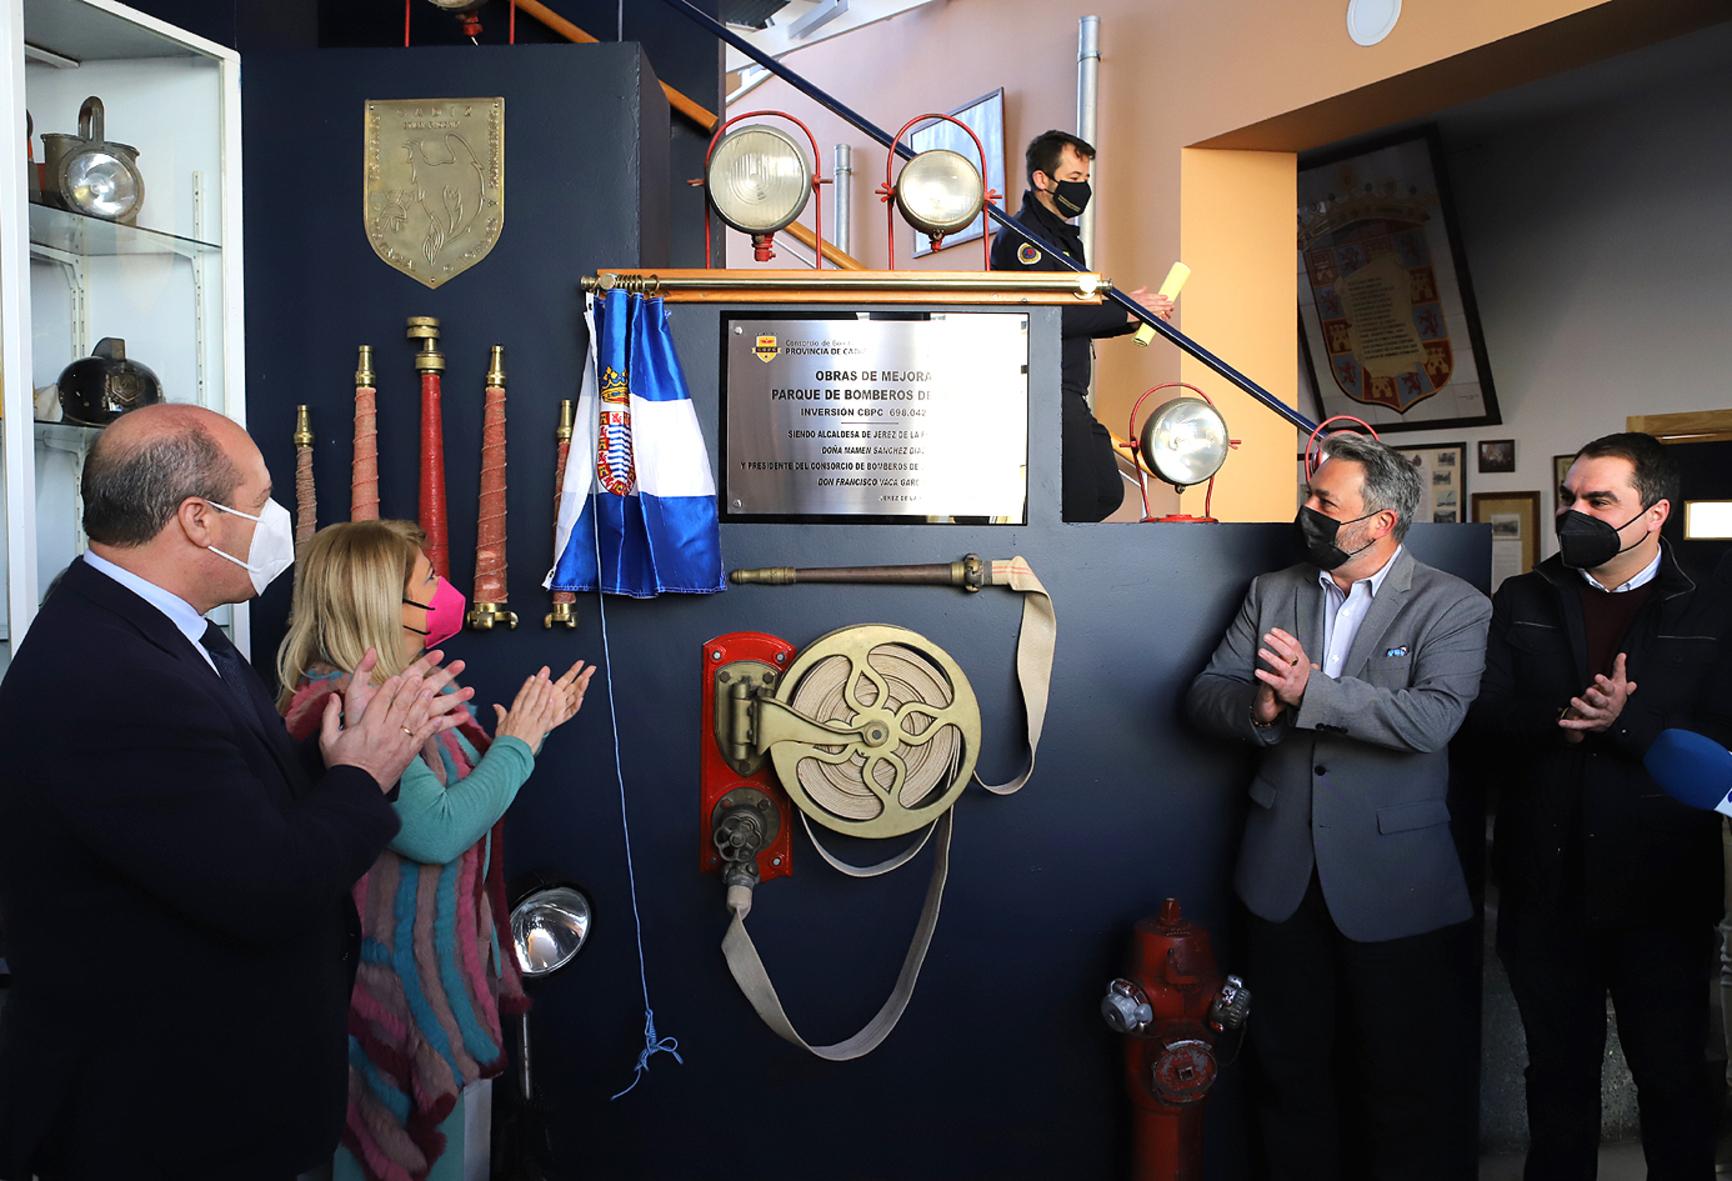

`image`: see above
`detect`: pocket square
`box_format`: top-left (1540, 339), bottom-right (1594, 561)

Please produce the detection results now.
top-left (1385, 645), bottom-right (1409, 658)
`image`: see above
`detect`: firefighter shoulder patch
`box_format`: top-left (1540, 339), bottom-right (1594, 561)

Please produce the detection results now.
top-left (1016, 243), bottom-right (1041, 265)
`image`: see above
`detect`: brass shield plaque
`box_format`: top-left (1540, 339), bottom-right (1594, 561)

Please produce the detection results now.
top-left (364, 98), bottom-right (504, 289)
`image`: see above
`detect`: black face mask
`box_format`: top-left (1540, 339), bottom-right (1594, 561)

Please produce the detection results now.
top-left (1050, 178), bottom-right (1092, 218)
top-left (1297, 506), bottom-right (1379, 571)
top-left (1555, 508), bottom-right (1648, 570)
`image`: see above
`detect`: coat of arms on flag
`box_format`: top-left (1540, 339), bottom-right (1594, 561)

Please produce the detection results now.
top-left (544, 289), bottom-right (725, 598)
top-left (596, 365), bottom-right (635, 496)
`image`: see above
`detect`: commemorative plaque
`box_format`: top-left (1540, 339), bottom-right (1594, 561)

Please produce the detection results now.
top-left (724, 313), bottom-right (1028, 522)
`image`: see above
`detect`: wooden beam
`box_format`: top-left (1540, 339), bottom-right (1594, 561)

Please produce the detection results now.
top-left (1627, 410), bottom-right (1732, 446)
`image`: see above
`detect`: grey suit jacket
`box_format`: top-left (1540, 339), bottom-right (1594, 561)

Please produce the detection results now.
top-left (1185, 547), bottom-right (1491, 941)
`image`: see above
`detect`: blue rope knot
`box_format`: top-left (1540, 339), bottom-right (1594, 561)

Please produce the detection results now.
top-left (610, 1008), bottom-right (685, 1100)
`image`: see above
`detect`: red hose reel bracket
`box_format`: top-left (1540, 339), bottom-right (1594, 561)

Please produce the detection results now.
top-left (699, 631), bottom-right (796, 884)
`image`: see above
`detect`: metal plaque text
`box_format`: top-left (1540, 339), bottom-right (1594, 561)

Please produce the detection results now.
top-left (725, 314), bottom-right (1028, 522)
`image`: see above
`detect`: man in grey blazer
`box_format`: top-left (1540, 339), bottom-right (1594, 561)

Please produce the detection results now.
top-left (1186, 432), bottom-right (1491, 1181)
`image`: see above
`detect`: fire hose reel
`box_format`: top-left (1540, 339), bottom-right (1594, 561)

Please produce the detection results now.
top-left (707, 625), bottom-right (981, 851)
top-left (701, 623), bottom-right (984, 1061)
top-left (701, 557), bottom-right (1052, 1060)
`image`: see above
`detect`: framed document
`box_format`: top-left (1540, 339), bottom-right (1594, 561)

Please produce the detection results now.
top-left (1478, 439), bottom-right (1515, 473)
top-left (1394, 441), bottom-right (1467, 524)
top-left (1298, 127), bottom-right (1500, 433)
top-left (721, 311), bottom-right (1028, 523)
top-left (909, 89), bottom-right (1004, 258)
top-left (1472, 491), bottom-right (1540, 591)
top-left (1552, 453), bottom-right (1575, 510)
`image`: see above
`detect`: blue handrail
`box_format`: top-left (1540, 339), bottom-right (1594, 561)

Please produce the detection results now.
top-left (652, 0), bottom-right (1319, 435)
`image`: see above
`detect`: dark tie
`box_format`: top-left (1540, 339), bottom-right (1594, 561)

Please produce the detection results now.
top-left (200, 620), bottom-right (275, 739)
top-left (200, 622), bottom-right (310, 806)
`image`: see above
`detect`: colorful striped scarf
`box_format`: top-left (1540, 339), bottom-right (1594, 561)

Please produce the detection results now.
top-left (285, 673), bottom-right (530, 1181)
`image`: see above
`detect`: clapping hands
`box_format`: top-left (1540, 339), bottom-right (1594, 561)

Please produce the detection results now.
top-left (494, 660), bottom-right (596, 752)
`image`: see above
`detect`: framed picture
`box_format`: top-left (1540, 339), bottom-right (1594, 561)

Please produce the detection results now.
top-left (1552, 453), bottom-right (1574, 509)
top-left (1472, 491), bottom-right (1541, 591)
top-left (1297, 126), bottom-right (1501, 433)
top-left (910, 89), bottom-right (1005, 258)
top-left (1478, 438), bottom-right (1515, 473)
top-left (1394, 441), bottom-right (1467, 523)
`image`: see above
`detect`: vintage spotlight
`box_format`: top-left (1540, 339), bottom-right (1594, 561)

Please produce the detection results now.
top-left (703, 112), bottom-right (826, 267)
top-left (499, 880), bottom-right (592, 1181)
top-left (1124, 383), bottom-right (1238, 523)
top-left (40, 97), bottom-right (144, 225)
top-left (878, 113), bottom-right (998, 268)
top-left (510, 882), bottom-right (592, 978)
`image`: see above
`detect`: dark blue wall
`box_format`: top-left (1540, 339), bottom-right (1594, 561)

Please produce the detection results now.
top-left (243, 43), bottom-right (1491, 1180)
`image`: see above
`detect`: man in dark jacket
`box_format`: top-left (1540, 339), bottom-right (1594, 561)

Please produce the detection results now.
top-left (990, 129), bottom-right (1170, 522)
top-left (0, 405), bottom-right (471, 1180)
top-left (1471, 431), bottom-right (1732, 1179)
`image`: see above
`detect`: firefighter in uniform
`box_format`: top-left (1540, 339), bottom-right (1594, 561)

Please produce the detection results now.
top-left (990, 129), bottom-right (1170, 521)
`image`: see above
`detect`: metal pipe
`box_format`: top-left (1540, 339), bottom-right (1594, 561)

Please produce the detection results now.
top-left (731, 555), bottom-right (985, 591)
top-left (580, 271), bottom-right (1108, 295)
top-left (649, 0), bottom-right (1319, 434)
top-left (833, 143), bottom-right (854, 256)
top-left (1077, 16), bottom-right (1100, 267)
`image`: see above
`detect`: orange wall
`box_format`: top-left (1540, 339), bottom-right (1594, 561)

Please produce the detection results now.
top-left (726, 0), bottom-right (1633, 519)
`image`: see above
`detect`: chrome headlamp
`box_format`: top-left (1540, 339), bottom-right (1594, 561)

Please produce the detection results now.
top-left (509, 883), bottom-right (593, 978)
top-left (706, 124), bottom-right (812, 238)
top-left (894, 149), bottom-right (984, 239)
top-left (1139, 397), bottom-right (1231, 491)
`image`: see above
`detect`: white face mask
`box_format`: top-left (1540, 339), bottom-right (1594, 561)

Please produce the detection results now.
top-left (208, 498), bottom-right (295, 596)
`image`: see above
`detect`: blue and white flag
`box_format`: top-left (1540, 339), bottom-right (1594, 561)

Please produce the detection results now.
top-left (544, 289), bottom-right (725, 597)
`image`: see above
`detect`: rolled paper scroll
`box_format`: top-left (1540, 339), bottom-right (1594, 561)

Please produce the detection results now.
top-left (292, 405), bottom-right (316, 555)
top-left (546, 398), bottom-right (577, 628)
top-left (350, 345), bottom-right (380, 521)
top-left (467, 345), bottom-right (517, 630)
top-left (408, 316), bottom-right (450, 579)
top-left (1133, 262), bottom-right (1191, 347)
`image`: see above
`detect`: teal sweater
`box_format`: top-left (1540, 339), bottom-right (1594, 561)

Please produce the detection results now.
top-left (391, 732), bottom-right (535, 864)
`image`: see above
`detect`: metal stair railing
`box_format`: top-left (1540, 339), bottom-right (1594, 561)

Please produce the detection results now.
top-left (649, 0), bottom-right (1319, 435)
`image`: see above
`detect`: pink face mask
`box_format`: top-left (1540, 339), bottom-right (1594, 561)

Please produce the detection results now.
top-left (403, 576), bottom-right (467, 648)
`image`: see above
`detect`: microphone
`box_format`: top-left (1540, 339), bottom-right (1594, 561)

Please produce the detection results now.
top-left (1644, 729), bottom-right (1732, 816)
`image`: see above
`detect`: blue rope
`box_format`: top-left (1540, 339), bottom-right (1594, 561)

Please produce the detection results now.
top-left (592, 494), bottom-right (685, 1100)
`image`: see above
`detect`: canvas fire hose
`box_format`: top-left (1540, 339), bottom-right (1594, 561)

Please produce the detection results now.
top-left (408, 316), bottom-right (450, 578)
top-left (350, 345), bottom-right (380, 521)
top-left (730, 555), bottom-right (1053, 794)
top-left (704, 555), bottom-right (1053, 1059)
top-left (292, 405), bottom-right (316, 555)
top-left (545, 399), bottom-right (577, 629)
top-left (467, 345), bottom-right (517, 630)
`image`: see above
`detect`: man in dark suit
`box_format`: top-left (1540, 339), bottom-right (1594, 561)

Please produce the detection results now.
top-left (0, 404), bottom-right (471, 1180)
top-left (990, 129), bottom-right (1170, 522)
top-left (1472, 432), bottom-right (1732, 1179)
top-left (1186, 432), bottom-right (1491, 1180)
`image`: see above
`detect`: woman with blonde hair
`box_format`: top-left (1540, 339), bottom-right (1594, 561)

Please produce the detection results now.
top-left (278, 519), bottom-right (593, 1181)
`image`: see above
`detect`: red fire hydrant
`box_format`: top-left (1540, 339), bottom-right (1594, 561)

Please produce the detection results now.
top-left (1099, 898), bottom-right (1250, 1181)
